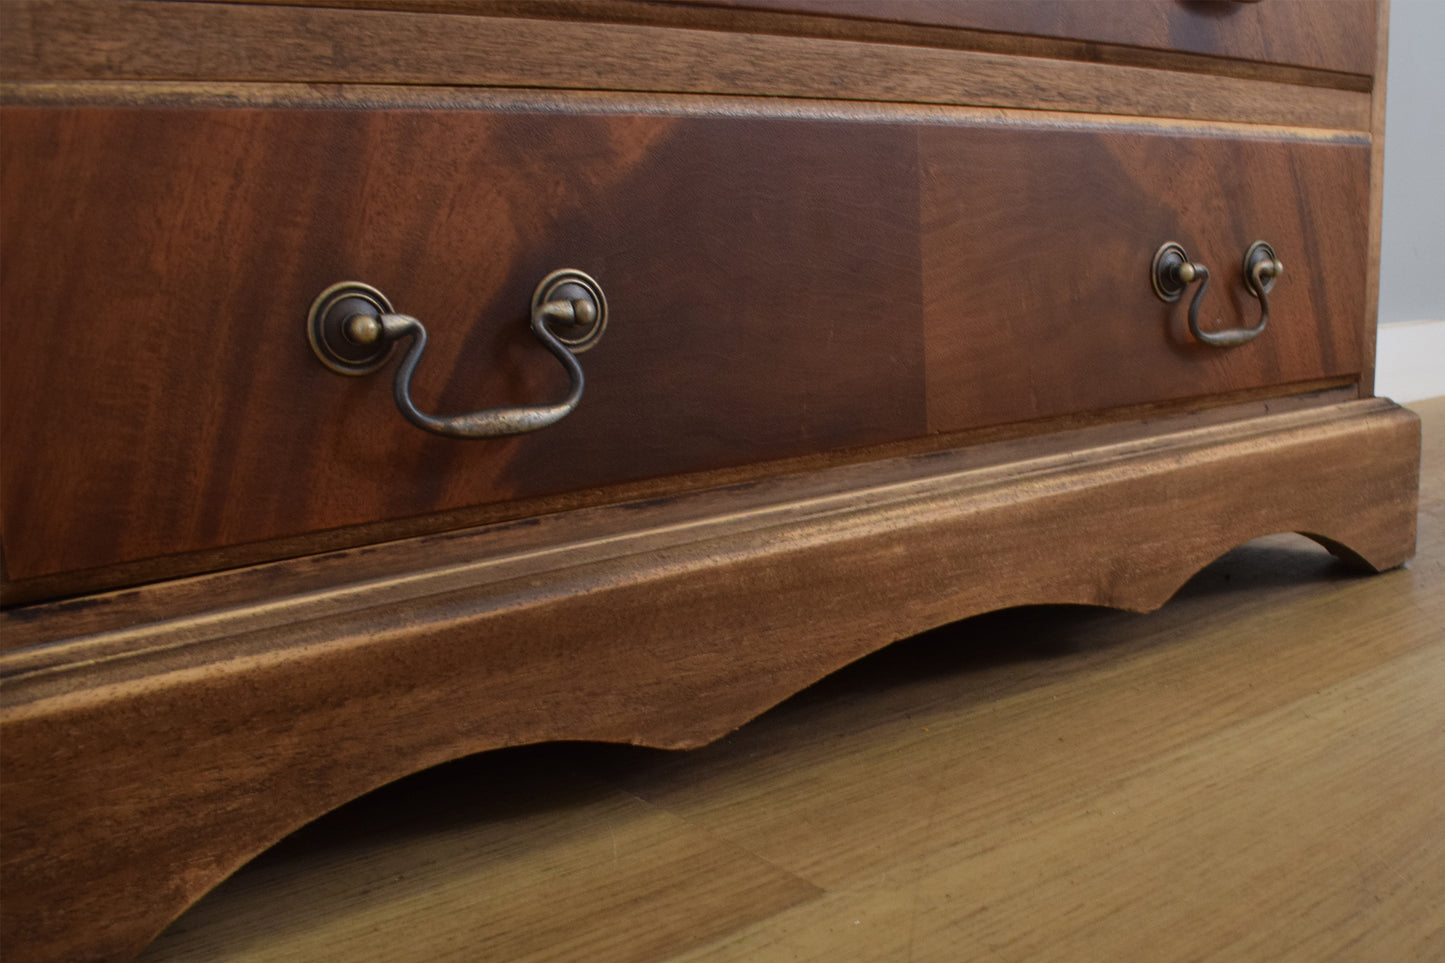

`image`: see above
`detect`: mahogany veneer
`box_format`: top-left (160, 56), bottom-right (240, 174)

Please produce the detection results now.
top-left (698, 0), bottom-right (1378, 75)
top-left (0, 397), bottom-right (1421, 962)
top-left (0, 106), bottom-right (1370, 587)
top-left (0, 1), bottom-right (1417, 960)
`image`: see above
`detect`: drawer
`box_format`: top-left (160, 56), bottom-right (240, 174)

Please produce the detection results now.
top-left (0, 103), bottom-right (925, 592)
top-left (921, 118), bottom-right (1369, 432)
top-left (692, 0), bottom-right (1377, 76)
top-left (0, 101), bottom-right (1368, 594)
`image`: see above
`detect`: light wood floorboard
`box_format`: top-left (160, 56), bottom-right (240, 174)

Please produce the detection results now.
top-left (140, 397), bottom-right (1445, 963)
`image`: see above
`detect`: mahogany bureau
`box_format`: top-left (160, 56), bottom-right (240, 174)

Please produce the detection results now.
top-left (0, 2), bottom-right (1418, 959)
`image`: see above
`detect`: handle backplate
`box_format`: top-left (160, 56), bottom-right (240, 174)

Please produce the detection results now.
top-left (307, 282), bottom-right (397, 375)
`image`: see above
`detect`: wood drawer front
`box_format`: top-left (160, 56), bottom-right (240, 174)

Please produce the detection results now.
top-left (922, 120), bottom-right (1369, 433)
top-left (0, 105), bottom-right (927, 587)
top-left (695, 0), bottom-right (1377, 76)
top-left (0, 104), bottom-right (1366, 589)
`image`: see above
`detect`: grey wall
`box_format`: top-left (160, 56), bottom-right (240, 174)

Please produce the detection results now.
top-left (1378, 0), bottom-right (1445, 325)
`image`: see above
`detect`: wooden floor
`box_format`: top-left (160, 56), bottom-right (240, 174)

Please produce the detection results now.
top-left (140, 397), bottom-right (1445, 963)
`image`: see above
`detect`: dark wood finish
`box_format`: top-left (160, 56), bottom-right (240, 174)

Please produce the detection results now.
top-left (0, 103), bottom-right (925, 585)
top-left (920, 121), bottom-right (1371, 431)
top-left (0, 2), bottom-right (1371, 129)
top-left (0, 6), bottom-right (1412, 962)
top-left (1361, 0), bottom-right (1392, 397)
top-left (0, 388), bottom-right (1359, 655)
top-left (0, 398), bottom-right (1421, 963)
top-left (139, 400), bottom-right (1445, 963)
top-left (0, 103), bottom-right (1373, 592)
top-left (697, 0), bottom-right (1378, 77)
top-left (216, 0), bottom-right (1377, 92)
top-left (0, 377), bottom-right (1363, 611)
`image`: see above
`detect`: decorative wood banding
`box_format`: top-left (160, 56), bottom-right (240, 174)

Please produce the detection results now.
top-left (688, 0), bottom-right (1378, 76)
top-left (0, 1), bottom-right (1371, 129)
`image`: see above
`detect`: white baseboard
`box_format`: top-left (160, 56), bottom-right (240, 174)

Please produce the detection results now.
top-left (1375, 319), bottom-right (1445, 403)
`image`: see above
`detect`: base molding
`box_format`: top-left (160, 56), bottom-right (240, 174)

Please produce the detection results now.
top-left (0, 397), bottom-right (1421, 962)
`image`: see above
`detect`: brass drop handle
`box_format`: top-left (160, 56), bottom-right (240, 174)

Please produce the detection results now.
top-left (307, 269), bottom-right (607, 439)
top-left (1152, 241), bottom-right (1282, 348)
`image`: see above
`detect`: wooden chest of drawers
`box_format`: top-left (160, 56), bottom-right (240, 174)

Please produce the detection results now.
top-left (0, 2), bottom-right (1419, 959)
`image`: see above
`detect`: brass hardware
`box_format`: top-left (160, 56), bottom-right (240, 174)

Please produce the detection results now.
top-left (1151, 242), bottom-right (1198, 303)
top-left (1243, 240), bottom-right (1282, 296)
top-left (533, 268), bottom-right (608, 353)
top-left (306, 270), bottom-right (608, 439)
top-left (1151, 240), bottom-right (1282, 348)
top-left (307, 282), bottom-right (398, 375)
top-left (344, 313), bottom-right (384, 346)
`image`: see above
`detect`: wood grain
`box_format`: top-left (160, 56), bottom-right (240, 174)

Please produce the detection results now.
top-left (695, 0), bottom-right (1379, 76)
top-left (920, 120), bottom-right (1371, 431)
top-left (141, 753), bottom-right (826, 962)
top-left (1360, 0), bottom-right (1391, 397)
top-left (211, 0), bottom-right (1377, 92)
top-left (0, 397), bottom-right (1420, 963)
top-left (0, 103), bottom-right (925, 584)
top-left (0, 2), bottom-right (1371, 129)
top-left (0, 7), bottom-right (1411, 963)
top-left (138, 396), bottom-right (1443, 963)
top-left (0, 102), bottom-right (1376, 591)
top-left (0, 388), bottom-right (1359, 656)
